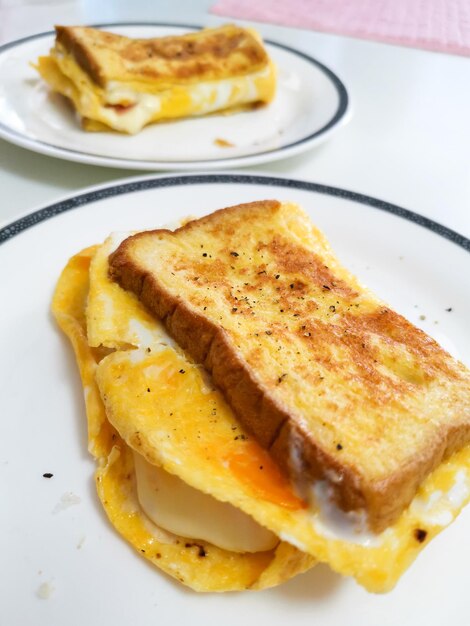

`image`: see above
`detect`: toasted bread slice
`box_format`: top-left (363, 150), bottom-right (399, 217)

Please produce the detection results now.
top-left (109, 200), bottom-right (470, 532)
top-left (54, 24), bottom-right (271, 88)
top-left (35, 25), bottom-right (276, 134)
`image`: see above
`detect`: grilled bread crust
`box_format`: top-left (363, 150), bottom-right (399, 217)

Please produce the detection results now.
top-left (55, 24), bottom-right (269, 88)
top-left (108, 200), bottom-right (470, 532)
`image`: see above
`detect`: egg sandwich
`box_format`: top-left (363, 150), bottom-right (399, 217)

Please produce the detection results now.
top-left (53, 201), bottom-right (470, 593)
top-left (36, 24), bottom-right (276, 134)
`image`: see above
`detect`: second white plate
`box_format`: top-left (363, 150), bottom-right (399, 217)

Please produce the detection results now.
top-left (0, 23), bottom-right (350, 170)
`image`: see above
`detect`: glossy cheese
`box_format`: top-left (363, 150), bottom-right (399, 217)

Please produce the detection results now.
top-left (133, 452), bottom-right (278, 553)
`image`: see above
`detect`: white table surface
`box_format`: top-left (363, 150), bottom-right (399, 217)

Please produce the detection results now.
top-left (1, 0), bottom-right (469, 237)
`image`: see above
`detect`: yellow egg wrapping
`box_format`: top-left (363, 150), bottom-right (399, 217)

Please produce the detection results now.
top-left (51, 245), bottom-right (315, 592)
top-left (52, 238), bottom-right (470, 593)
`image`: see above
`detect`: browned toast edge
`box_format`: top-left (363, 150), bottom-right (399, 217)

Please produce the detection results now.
top-left (55, 25), bottom-right (106, 87)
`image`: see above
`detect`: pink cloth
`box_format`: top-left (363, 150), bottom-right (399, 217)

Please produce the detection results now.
top-left (211, 0), bottom-right (470, 56)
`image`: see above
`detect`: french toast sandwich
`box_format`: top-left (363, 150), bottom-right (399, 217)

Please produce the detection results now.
top-left (109, 200), bottom-right (470, 533)
top-left (35, 24), bottom-right (276, 133)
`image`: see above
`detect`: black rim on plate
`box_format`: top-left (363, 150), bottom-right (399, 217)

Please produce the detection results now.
top-left (0, 173), bottom-right (468, 251)
top-left (0, 22), bottom-right (349, 164)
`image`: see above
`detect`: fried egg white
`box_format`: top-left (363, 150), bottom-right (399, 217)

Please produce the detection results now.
top-left (52, 246), bottom-right (315, 592)
top-left (84, 232), bottom-right (470, 593)
top-left (86, 232), bottom-right (169, 350)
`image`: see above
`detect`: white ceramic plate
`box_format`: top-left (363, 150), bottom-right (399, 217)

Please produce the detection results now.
top-left (0, 23), bottom-right (350, 170)
top-left (1, 173), bottom-right (469, 626)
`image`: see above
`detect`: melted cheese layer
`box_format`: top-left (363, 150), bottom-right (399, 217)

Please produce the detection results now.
top-left (133, 452), bottom-right (278, 553)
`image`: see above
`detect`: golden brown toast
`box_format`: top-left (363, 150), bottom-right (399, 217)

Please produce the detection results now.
top-left (54, 24), bottom-right (270, 88)
top-left (109, 200), bottom-right (470, 532)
